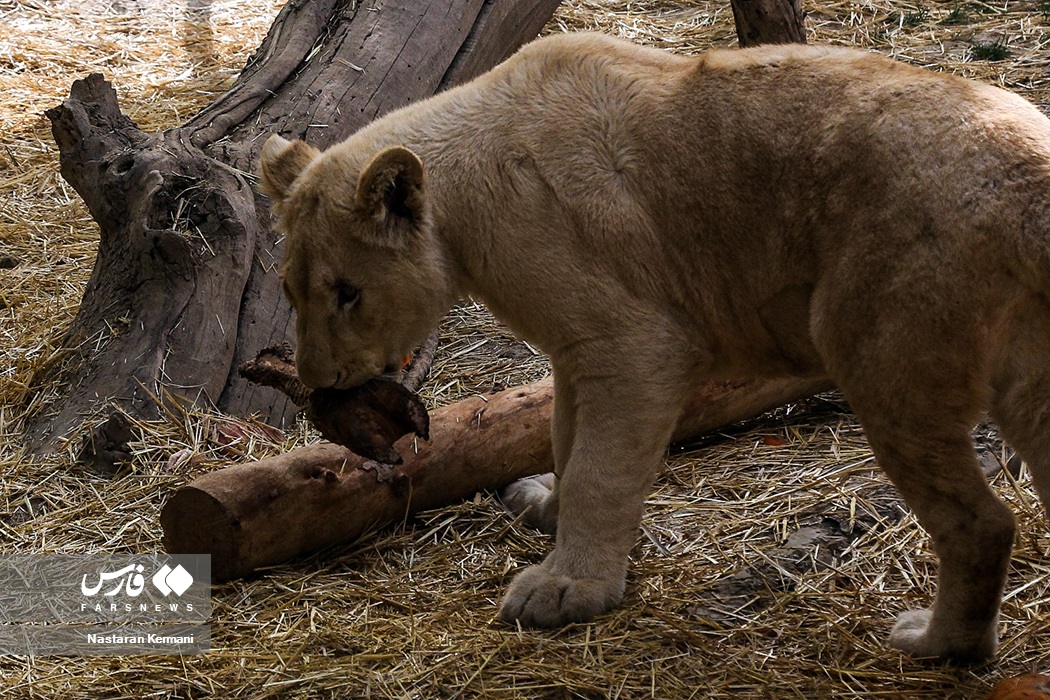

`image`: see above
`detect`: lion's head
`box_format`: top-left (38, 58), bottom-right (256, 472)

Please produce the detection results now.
top-left (259, 134), bottom-right (455, 389)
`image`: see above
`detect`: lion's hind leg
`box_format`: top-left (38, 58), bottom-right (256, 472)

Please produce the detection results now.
top-left (989, 295), bottom-right (1050, 516)
top-left (500, 370), bottom-right (577, 535)
top-left (842, 379), bottom-right (1015, 662)
top-left (814, 270), bottom-right (1016, 662)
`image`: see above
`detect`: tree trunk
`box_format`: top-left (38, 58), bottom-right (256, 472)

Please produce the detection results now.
top-left (161, 375), bottom-right (832, 581)
top-left (730, 0), bottom-right (806, 47)
top-left (29, 0), bottom-right (562, 451)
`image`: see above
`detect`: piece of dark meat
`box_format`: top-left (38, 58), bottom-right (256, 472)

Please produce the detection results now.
top-left (307, 379), bottom-right (430, 464)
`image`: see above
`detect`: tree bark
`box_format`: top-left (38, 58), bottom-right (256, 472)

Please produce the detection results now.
top-left (29, 0), bottom-right (562, 450)
top-left (730, 0), bottom-right (806, 47)
top-left (161, 375), bottom-right (832, 581)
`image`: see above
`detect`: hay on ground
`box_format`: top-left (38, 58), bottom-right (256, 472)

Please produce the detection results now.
top-left (2, 0), bottom-right (1049, 697)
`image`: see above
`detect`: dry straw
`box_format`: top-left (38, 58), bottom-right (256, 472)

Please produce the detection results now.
top-left (2, 0), bottom-right (1049, 697)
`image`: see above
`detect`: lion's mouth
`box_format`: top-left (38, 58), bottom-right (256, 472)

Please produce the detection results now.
top-left (382, 352), bottom-right (414, 375)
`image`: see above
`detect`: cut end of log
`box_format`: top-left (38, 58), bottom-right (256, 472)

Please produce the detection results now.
top-left (161, 486), bottom-right (242, 581)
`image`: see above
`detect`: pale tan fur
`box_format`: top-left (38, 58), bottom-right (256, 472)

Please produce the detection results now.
top-left (259, 33), bottom-right (1050, 663)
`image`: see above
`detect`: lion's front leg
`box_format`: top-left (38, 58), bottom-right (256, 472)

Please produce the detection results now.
top-left (499, 367), bottom-right (683, 627)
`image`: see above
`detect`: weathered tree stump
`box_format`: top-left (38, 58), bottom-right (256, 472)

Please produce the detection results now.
top-left (730, 0), bottom-right (807, 46)
top-left (29, 0), bottom-right (562, 450)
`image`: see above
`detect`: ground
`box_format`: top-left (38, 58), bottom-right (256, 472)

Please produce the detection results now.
top-left (1, 0), bottom-right (1049, 697)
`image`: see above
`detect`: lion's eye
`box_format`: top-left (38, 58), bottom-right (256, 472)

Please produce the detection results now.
top-left (336, 283), bottom-right (360, 309)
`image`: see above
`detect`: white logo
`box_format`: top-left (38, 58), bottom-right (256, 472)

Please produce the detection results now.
top-left (151, 564), bottom-right (194, 596)
top-left (81, 563), bottom-right (194, 598)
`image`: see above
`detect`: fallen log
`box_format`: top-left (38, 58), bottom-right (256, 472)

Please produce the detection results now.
top-left (161, 375), bottom-right (832, 581)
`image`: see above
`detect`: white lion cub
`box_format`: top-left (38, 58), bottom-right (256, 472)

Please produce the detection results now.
top-left (260, 32), bottom-right (1050, 663)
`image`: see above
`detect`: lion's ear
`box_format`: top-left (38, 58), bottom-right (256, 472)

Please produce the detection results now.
top-left (258, 135), bottom-right (320, 202)
top-left (356, 146), bottom-right (425, 230)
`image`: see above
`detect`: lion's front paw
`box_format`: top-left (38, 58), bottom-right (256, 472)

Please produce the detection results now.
top-left (499, 563), bottom-right (623, 627)
top-left (501, 473), bottom-right (558, 534)
top-left (889, 609), bottom-right (997, 663)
